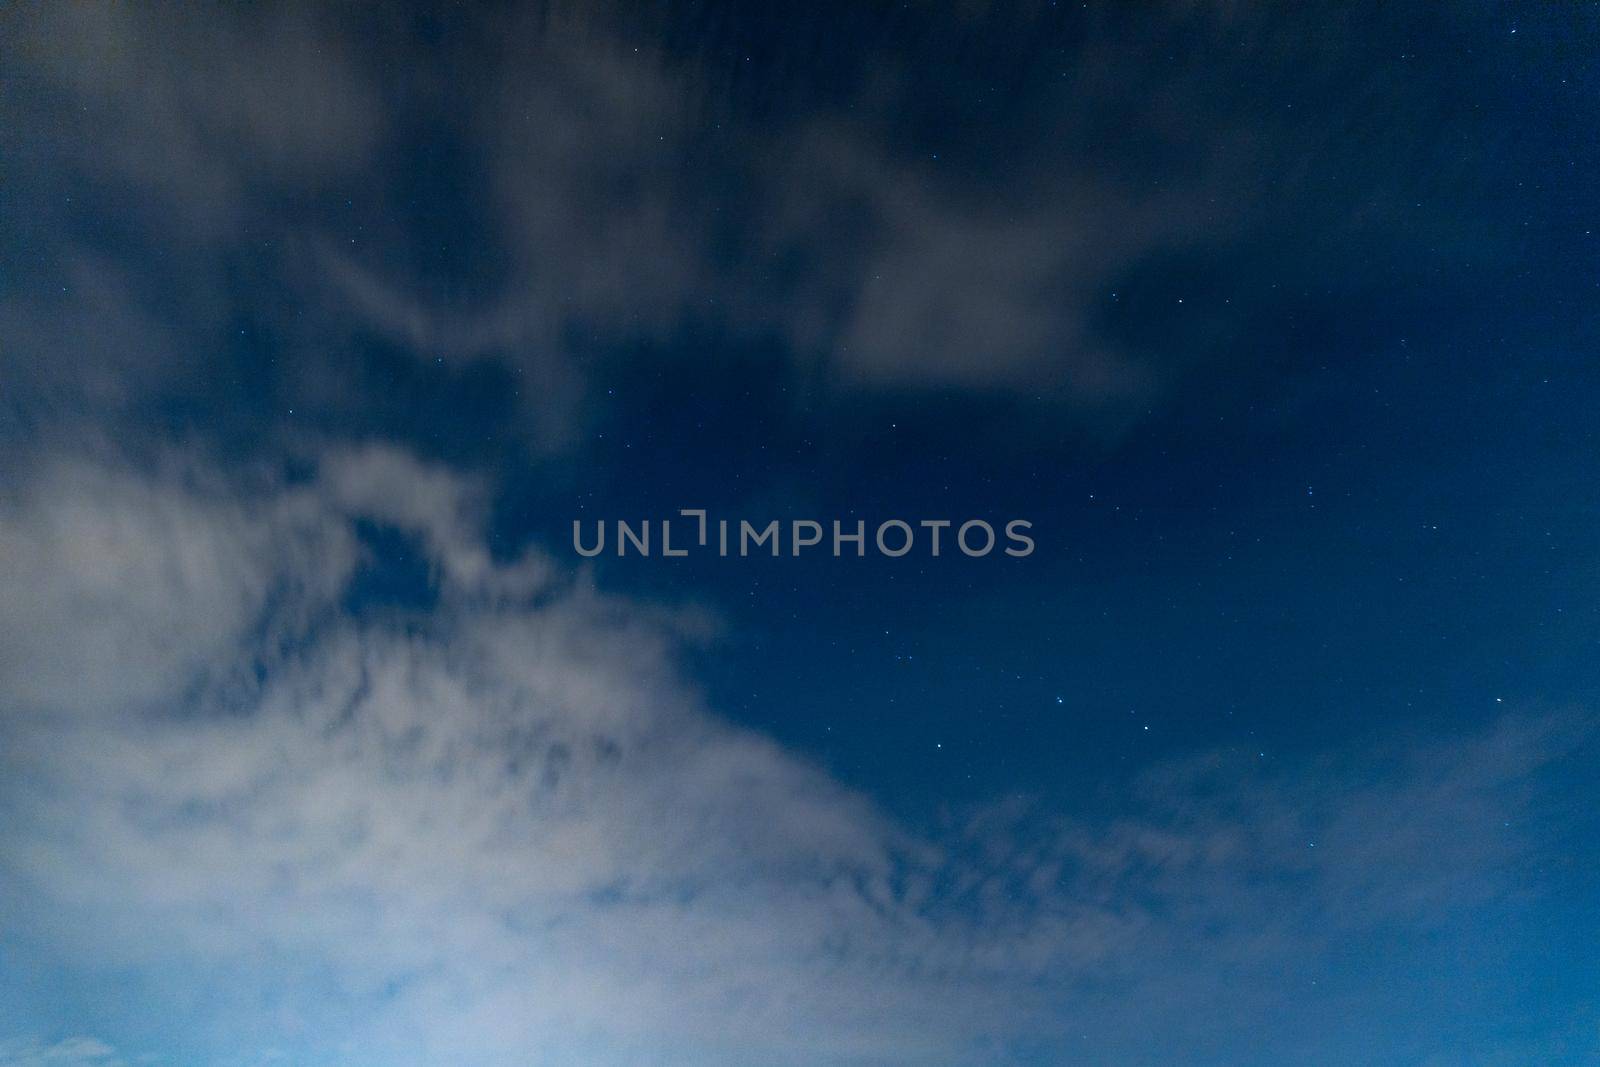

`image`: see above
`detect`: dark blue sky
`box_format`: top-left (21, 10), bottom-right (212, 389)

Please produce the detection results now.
top-left (2, 3), bottom-right (1598, 1065)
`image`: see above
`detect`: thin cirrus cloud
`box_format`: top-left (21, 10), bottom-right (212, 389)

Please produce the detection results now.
top-left (2, 4), bottom-right (382, 236)
top-left (0, 1038), bottom-right (123, 1067)
top-left (1, 5), bottom-right (1586, 1064)
top-left (1, 2), bottom-right (1493, 447)
top-left (0, 445), bottom-right (1587, 1065)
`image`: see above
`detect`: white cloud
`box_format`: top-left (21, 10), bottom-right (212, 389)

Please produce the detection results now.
top-left (0, 447), bottom-right (1584, 1065)
top-left (0, 1037), bottom-right (123, 1067)
top-left (0, 453), bottom-right (356, 718)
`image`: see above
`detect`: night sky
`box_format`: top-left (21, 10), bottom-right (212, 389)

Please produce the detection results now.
top-left (3, 3), bottom-right (1599, 1065)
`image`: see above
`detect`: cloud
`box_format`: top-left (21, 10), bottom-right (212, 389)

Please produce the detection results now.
top-left (1, 4), bottom-right (383, 443)
top-left (1, 445), bottom-right (1588, 1065)
top-left (363, 7), bottom-right (1203, 410)
top-left (0, 2), bottom-right (1518, 452)
top-left (0, 452), bottom-right (355, 718)
top-left (0, 257), bottom-right (187, 426)
top-left (753, 124), bottom-right (1185, 402)
top-left (435, 2), bottom-right (1491, 415)
top-left (0, 1038), bottom-right (123, 1067)
top-left (3, 4), bottom-right (383, 235)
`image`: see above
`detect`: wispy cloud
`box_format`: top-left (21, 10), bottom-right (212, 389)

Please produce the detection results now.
top-left (0, 1038), bottom-right (124, 1067)
top-left (3, 5), bottom-right (382, 236)
top-left (1, 446), bottom-right (1588, 1064)
top-left (2, 3), bottom-right (1505, 447)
